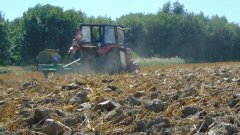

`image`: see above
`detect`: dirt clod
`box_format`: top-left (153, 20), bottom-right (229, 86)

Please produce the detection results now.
top-left (1, 63), bottom-right (240, 134)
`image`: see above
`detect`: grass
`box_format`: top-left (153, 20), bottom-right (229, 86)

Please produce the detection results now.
top-left (0, 66), bottom-right (30, 75)
top-left (0, 67), bottom-right (11, 74)
top-left (0, 66), bottom-right (44, 81)
top-left (0, 66), bottom-right (38, 74)
top-left (0, 66), bottom-right (21, 74)
top-left (134, 57), bottom-right (185, 66)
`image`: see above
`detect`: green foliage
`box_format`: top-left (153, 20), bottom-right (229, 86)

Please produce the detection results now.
top-left (10, 4), bottom-right (85, 64)
top-left (117, 2), bottom-right (240, 62)
top-left (8, 18), bottom-right (24, 65)
top-left (172, 1), bottom-right (185, 15)
top-left (2, 2), bottom-right (240, 65)
top-left (86, 16), bottom-right (114, 24)
top-left (161, 2), bottom-right (171, 14)
top-left (117, 13), bottom-right (148, 54)
top-left (0, 12), bottom-right (11, 65)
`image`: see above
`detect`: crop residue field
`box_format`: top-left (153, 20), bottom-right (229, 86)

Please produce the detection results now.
top-left (0, 62), bottom-right (240, 134)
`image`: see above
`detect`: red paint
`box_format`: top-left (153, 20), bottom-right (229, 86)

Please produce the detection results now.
top-left (97, 45), bottom-right (121, 54)
top-left (68, 44), bottom-right (81, 54)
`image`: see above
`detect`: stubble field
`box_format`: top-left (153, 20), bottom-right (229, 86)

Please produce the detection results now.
top-left (0, 62), bottom-right (240, 134)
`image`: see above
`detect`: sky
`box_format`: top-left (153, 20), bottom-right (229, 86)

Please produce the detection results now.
top-left (0, 0), bottom-right (239, 24)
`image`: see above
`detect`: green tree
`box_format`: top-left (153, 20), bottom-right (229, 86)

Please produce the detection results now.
top-left (117, 13), bottom-right (148, 56)
top-left (86, 16), bottom-right (114, 24)
top-left (6, 2), bottom-right (240, 65)
top-left (8, 18), bottom-right (24, 65)
top-left (172, 1), bottom-right (185, 15)
top-left (160, 2), bottom-right (171, 14)
top-left (205, 16), bottom-right (229, 61)
top-left (227, 23), bottom-right (240, 60)
top-left (19, 4), bottom-right (85, 64)
top-left (0, 12), bottom-right (10, 65)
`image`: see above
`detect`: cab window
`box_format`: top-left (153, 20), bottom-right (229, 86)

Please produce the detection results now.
top-left (117, 28), bottom-right (124, 45)
top-left (81, 26), bottom-right (91, 42)
top-left (104, 26), bottom-right (116, 44)
top-left (92, 26), bottom-right (101, 42)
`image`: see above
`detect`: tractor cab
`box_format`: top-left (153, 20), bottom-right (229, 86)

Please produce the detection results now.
top-left (68, 24), bottom-right (126, 56)
top-left (75, 24), bottom-right (125, 47)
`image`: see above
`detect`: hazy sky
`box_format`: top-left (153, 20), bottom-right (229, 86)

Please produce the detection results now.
top-left (0, 0), bottom-right (239, 24)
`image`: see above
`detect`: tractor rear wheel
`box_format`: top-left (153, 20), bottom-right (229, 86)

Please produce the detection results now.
top-left (103, 50), bottom-right (121, 74)
top-left (104, 57), bottom-right (121, 73)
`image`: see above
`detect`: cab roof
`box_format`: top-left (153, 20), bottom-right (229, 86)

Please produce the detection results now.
top-left (79, 23), bottom-right (124, 28)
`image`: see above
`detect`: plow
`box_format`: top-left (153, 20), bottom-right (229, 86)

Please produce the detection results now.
top-left (36, 24), bottom-right (138, 78)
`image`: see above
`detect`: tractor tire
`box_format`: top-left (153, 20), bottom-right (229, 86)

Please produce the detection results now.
top-left (103, 50), bottom-right (121, 74)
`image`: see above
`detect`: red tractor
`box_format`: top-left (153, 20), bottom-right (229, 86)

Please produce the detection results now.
top-left (67, 23), bottom-right (138, 73)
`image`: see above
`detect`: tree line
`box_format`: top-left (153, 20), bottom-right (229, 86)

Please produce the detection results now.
top-left (0, 2), bottom-right (240, 65)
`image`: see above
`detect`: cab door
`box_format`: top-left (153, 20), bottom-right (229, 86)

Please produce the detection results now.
top-left (117, 27), bottom-right (127, 69)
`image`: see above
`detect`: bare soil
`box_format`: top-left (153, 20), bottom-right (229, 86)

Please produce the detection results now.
top-left (1, 62), bottom-right (240, 134)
